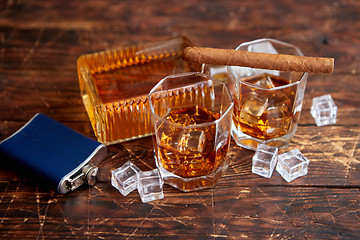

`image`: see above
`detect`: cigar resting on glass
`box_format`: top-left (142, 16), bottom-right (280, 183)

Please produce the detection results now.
top-left (183, 46), bottom-right (334, 73)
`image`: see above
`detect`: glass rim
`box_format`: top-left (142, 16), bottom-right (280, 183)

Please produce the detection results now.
top-left (149, 72), bottom-right (234, 129)
top-left (236, 38), bottom-right (304, 55)
top-left (228, 38), bottom-right (308, 91)
top-left (229, 71), bottom-right (308, 91)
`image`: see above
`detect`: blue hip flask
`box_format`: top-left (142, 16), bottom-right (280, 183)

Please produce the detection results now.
top-left (0, 113), bottom-right (107, 194)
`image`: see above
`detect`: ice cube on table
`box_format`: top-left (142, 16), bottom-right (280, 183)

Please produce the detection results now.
top-left (111, 161), bottom-right (141, 196)
top-left (137, 168), bottom-right (164, 203)
top-left (310, 94), bottom-right (337, 127)
top-left (177, 130), bottom-right (205, 154)
top-left (276, 149), bottom-right (310, 182)
top-left (252, 144), bottom-right (278, 178)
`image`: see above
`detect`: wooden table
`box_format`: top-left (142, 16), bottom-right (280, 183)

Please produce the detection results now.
top-left (1, 0), bottom-right (359, 239)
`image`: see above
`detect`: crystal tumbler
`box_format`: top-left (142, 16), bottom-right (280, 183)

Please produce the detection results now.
top-left (149, 72), bottom-right (233, 191)
top-left (228, 39), bottom-right (308, 150)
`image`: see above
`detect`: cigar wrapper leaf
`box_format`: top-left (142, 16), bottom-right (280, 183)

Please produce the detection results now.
top-left (183, 46), bottom-right (334, 73)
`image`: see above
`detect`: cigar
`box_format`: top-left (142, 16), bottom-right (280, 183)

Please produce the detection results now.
top-left (183, 46), bottom-right (334, 73)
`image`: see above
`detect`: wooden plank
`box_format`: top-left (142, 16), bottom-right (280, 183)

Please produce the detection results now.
top-left (0, 181), bottom-right (358, 239)
top-left (1, 0), bottom-right (359, 239)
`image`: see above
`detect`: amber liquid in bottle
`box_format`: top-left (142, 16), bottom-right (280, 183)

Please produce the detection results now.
top-left (233, 73), bottom-right (297, 140)
top-left (154, 106), bottom-right (229, 178)
top-left (78, 37), bottom-right (201, 144)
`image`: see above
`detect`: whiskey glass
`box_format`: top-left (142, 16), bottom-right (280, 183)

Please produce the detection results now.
top-left (227, 39), bottom-right (308, 150)
top-left (149, 72), bottom-right (233, 191)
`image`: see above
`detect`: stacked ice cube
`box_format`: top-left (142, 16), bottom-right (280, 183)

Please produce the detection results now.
top-left (111, 161), bottom-right (164, 203)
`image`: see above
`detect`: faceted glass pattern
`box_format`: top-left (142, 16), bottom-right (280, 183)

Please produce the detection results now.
top-left (77, 37), bottom-right (201, 145)
top-left (276, 149), bottom-right (310, 182)
top-left (149, 72), bottom-right (234, 192)
top-left (252, 144), bottom-right (278, 178)
top-left (310, 94), bottom-right (337, 127)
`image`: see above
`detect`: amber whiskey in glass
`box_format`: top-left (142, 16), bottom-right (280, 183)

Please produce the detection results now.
top-left (154, 105), bottom-right (229, 179)
top-left (228, 39), bottom-right (308, 150)
top-left (233, 73), bottom-right (296, 140)
top-left (149, 72), bottom-right (233, 191)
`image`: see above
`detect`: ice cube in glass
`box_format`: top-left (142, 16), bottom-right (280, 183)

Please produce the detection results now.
top-left (276, 149), bottom-right (310, 182)
top-left (177, 130), bottom-right (205, 154)
top-left (252, 144), bottom-right (278, 178)
top-left (245, 73), bottom-right (275, 89)
top-left (310, 94), bottom-right (337, 127)
top-left (111, 161), bottom-right (141, 196)
top-left (242, 92), bottom-right (269, 117)
top-left (137, 168), bottom-right (164, 203)
top-left (264, 106), bottom-right (292, 136)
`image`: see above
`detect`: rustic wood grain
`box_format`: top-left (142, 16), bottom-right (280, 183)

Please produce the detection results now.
top-left (0, 0), bottom-right (359, 239)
